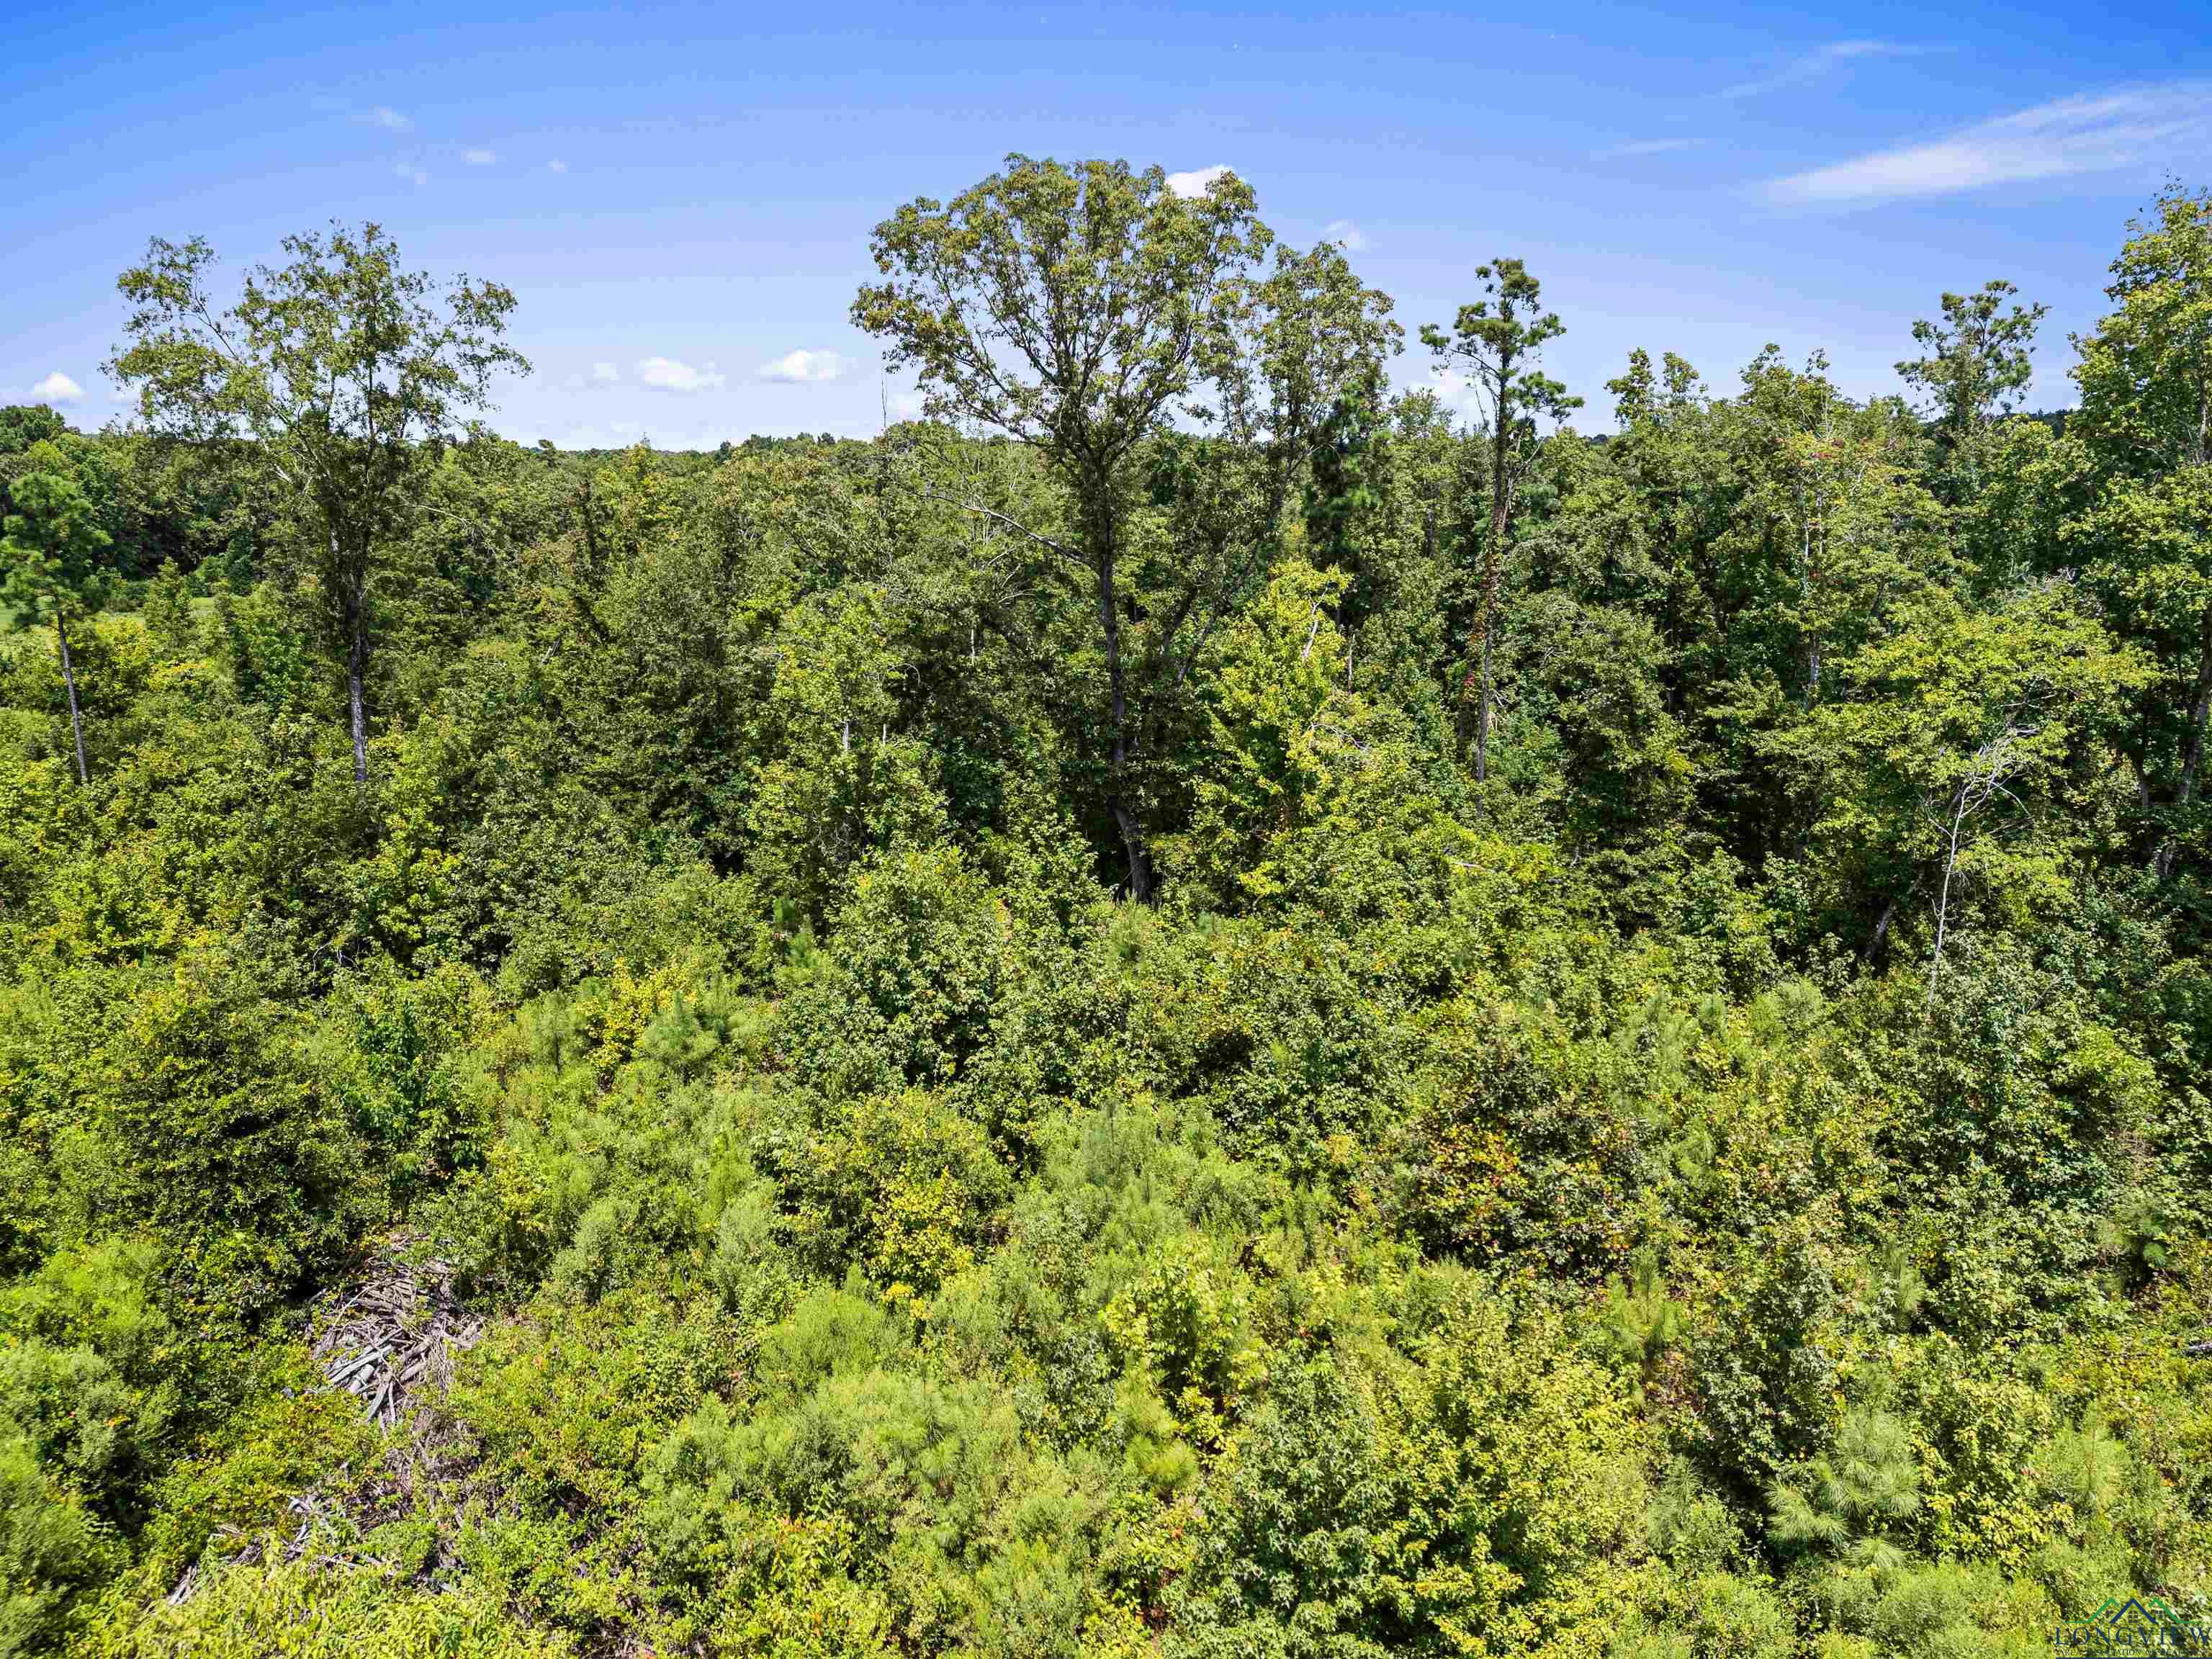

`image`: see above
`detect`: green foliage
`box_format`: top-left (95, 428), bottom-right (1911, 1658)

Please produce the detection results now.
top-left (126, 1572), bottom-right (574, 1657)
top-left (4, 443), bottom-right (113, 621)
top-left (91, 944), bottom-right (373, 1321)
top-left (0, 1431), bottom-right (124, 1658)
top-left (766, 1090), bottom-right (1012, 1308)
top-left (1897, 280), bottom-right (2049, 443)
top-left (0, 406), bottom-right (68, 459)
top-left (642, 1362), bottom-right (1125, 1658)
top-left (776, 844), bottom-right (1010, 1097)
top-left (2, 439), bottom-right (117, 781)
top-left (6, 178), bottom-right (2212, 1659)
top-left (1767, 1406), bottom-right (1922, 1563)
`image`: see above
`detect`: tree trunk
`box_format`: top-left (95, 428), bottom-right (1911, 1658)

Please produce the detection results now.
top-left (2155, 605), bottom-right (2212, 882)
top-left (1112, 799), bottom-right (1154, 904)
top-left (1089, 493), bottom-right (1152, 902)
top-left (55, 604), bottom-right (87, 786)
top-left (1866, 894), bottom-right (1897, 964)
top-left (346, 618), bottom-right (369, 786)
top-left (1928, 782), bottom-right (1968, 1010)
top-left (1478, 401), bottom-right (1511, 783)
top-left (330, 521), bottom-right (372, 788)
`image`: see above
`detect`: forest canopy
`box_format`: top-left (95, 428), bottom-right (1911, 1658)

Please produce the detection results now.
top-left (4, 158), bottom-right (2212, 1658)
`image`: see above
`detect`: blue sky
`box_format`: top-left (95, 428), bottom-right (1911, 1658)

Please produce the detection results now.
top-left (4, 0), bottom-right (2208, 446)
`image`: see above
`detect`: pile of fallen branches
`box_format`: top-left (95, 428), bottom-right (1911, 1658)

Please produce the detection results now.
top-left (310, 1235), bottom-right (483, 1429)
top-left (161, 1253), bottom-right (502, 1613)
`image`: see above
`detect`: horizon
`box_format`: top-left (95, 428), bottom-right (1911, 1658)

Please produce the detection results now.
top-left (6, 0), bottom-right (2209, 448)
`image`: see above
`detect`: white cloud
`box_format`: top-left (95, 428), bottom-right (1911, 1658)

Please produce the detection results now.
top-left (591, 361), bottom-right (619, 383)
top-left (30, 372), bottom-right (84, 403)
top-left (464, 147), bottom-right (498, 166)
top-left (1599, 138), bottom-right (1702, 158)
top-left (548, 158), bottom-right (568, 174)
top-left (635, 356), bottom-right (727, 393)
top-left (1723, 40), bottom-right (1921, 101)
top-left (1166, 164), bottom-right (1236, 199)
top-left (757, 349), bottom-right (855, 385)
top-left (1768, 82), bottom-right (2212, 207)
top-left (1323, 220), bottom-right (1367, 251)
top-left (1431, 367), bottom-right (1483, 417)
top-left (395, 162), bottom-right (428, 186)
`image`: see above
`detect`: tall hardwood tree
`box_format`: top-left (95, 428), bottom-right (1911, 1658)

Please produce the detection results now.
top-left (109, 223), bottom-right (525, 784)
top-left (1, 439), bottom-right (113, 784)
top-left (854, 154), bottom-right (1394, 898)
top-left (1423, 261), bottom-right (1580, 780)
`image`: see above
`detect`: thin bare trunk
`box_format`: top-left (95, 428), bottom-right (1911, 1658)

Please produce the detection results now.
top-left (55, 606), bottom-right (87, 786)
top-left (347, 619), bottom-right (369, 786)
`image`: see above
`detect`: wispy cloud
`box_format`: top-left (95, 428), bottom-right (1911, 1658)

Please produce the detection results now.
top-left (463, 147), bottom-right (498, 166)
top-left (548, 158), bottom-right (568, 174)
top-left (394, 162), bottom-right (428, 187)
top-left (591, 361), bottom-right (619, 384)
top-left (1166, 163), bottom-right (1236, 199)
top-left (1323, 219), bottom-right (1368, 251)
top-left (30, 372), bottom-right (84, 403)
top-left (636, 356), bottom-right (726, 393)
top-left (1599, 137), bottom-right (1702, 158)
top-left (1768, 82), bottom-right (2212, 207)
top-left (757, 349), bottom-right (854, 385)
top-left (361, 104), bottom-right (413, 132)
top-left (1722, 39), bottom-right (1923, 101)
